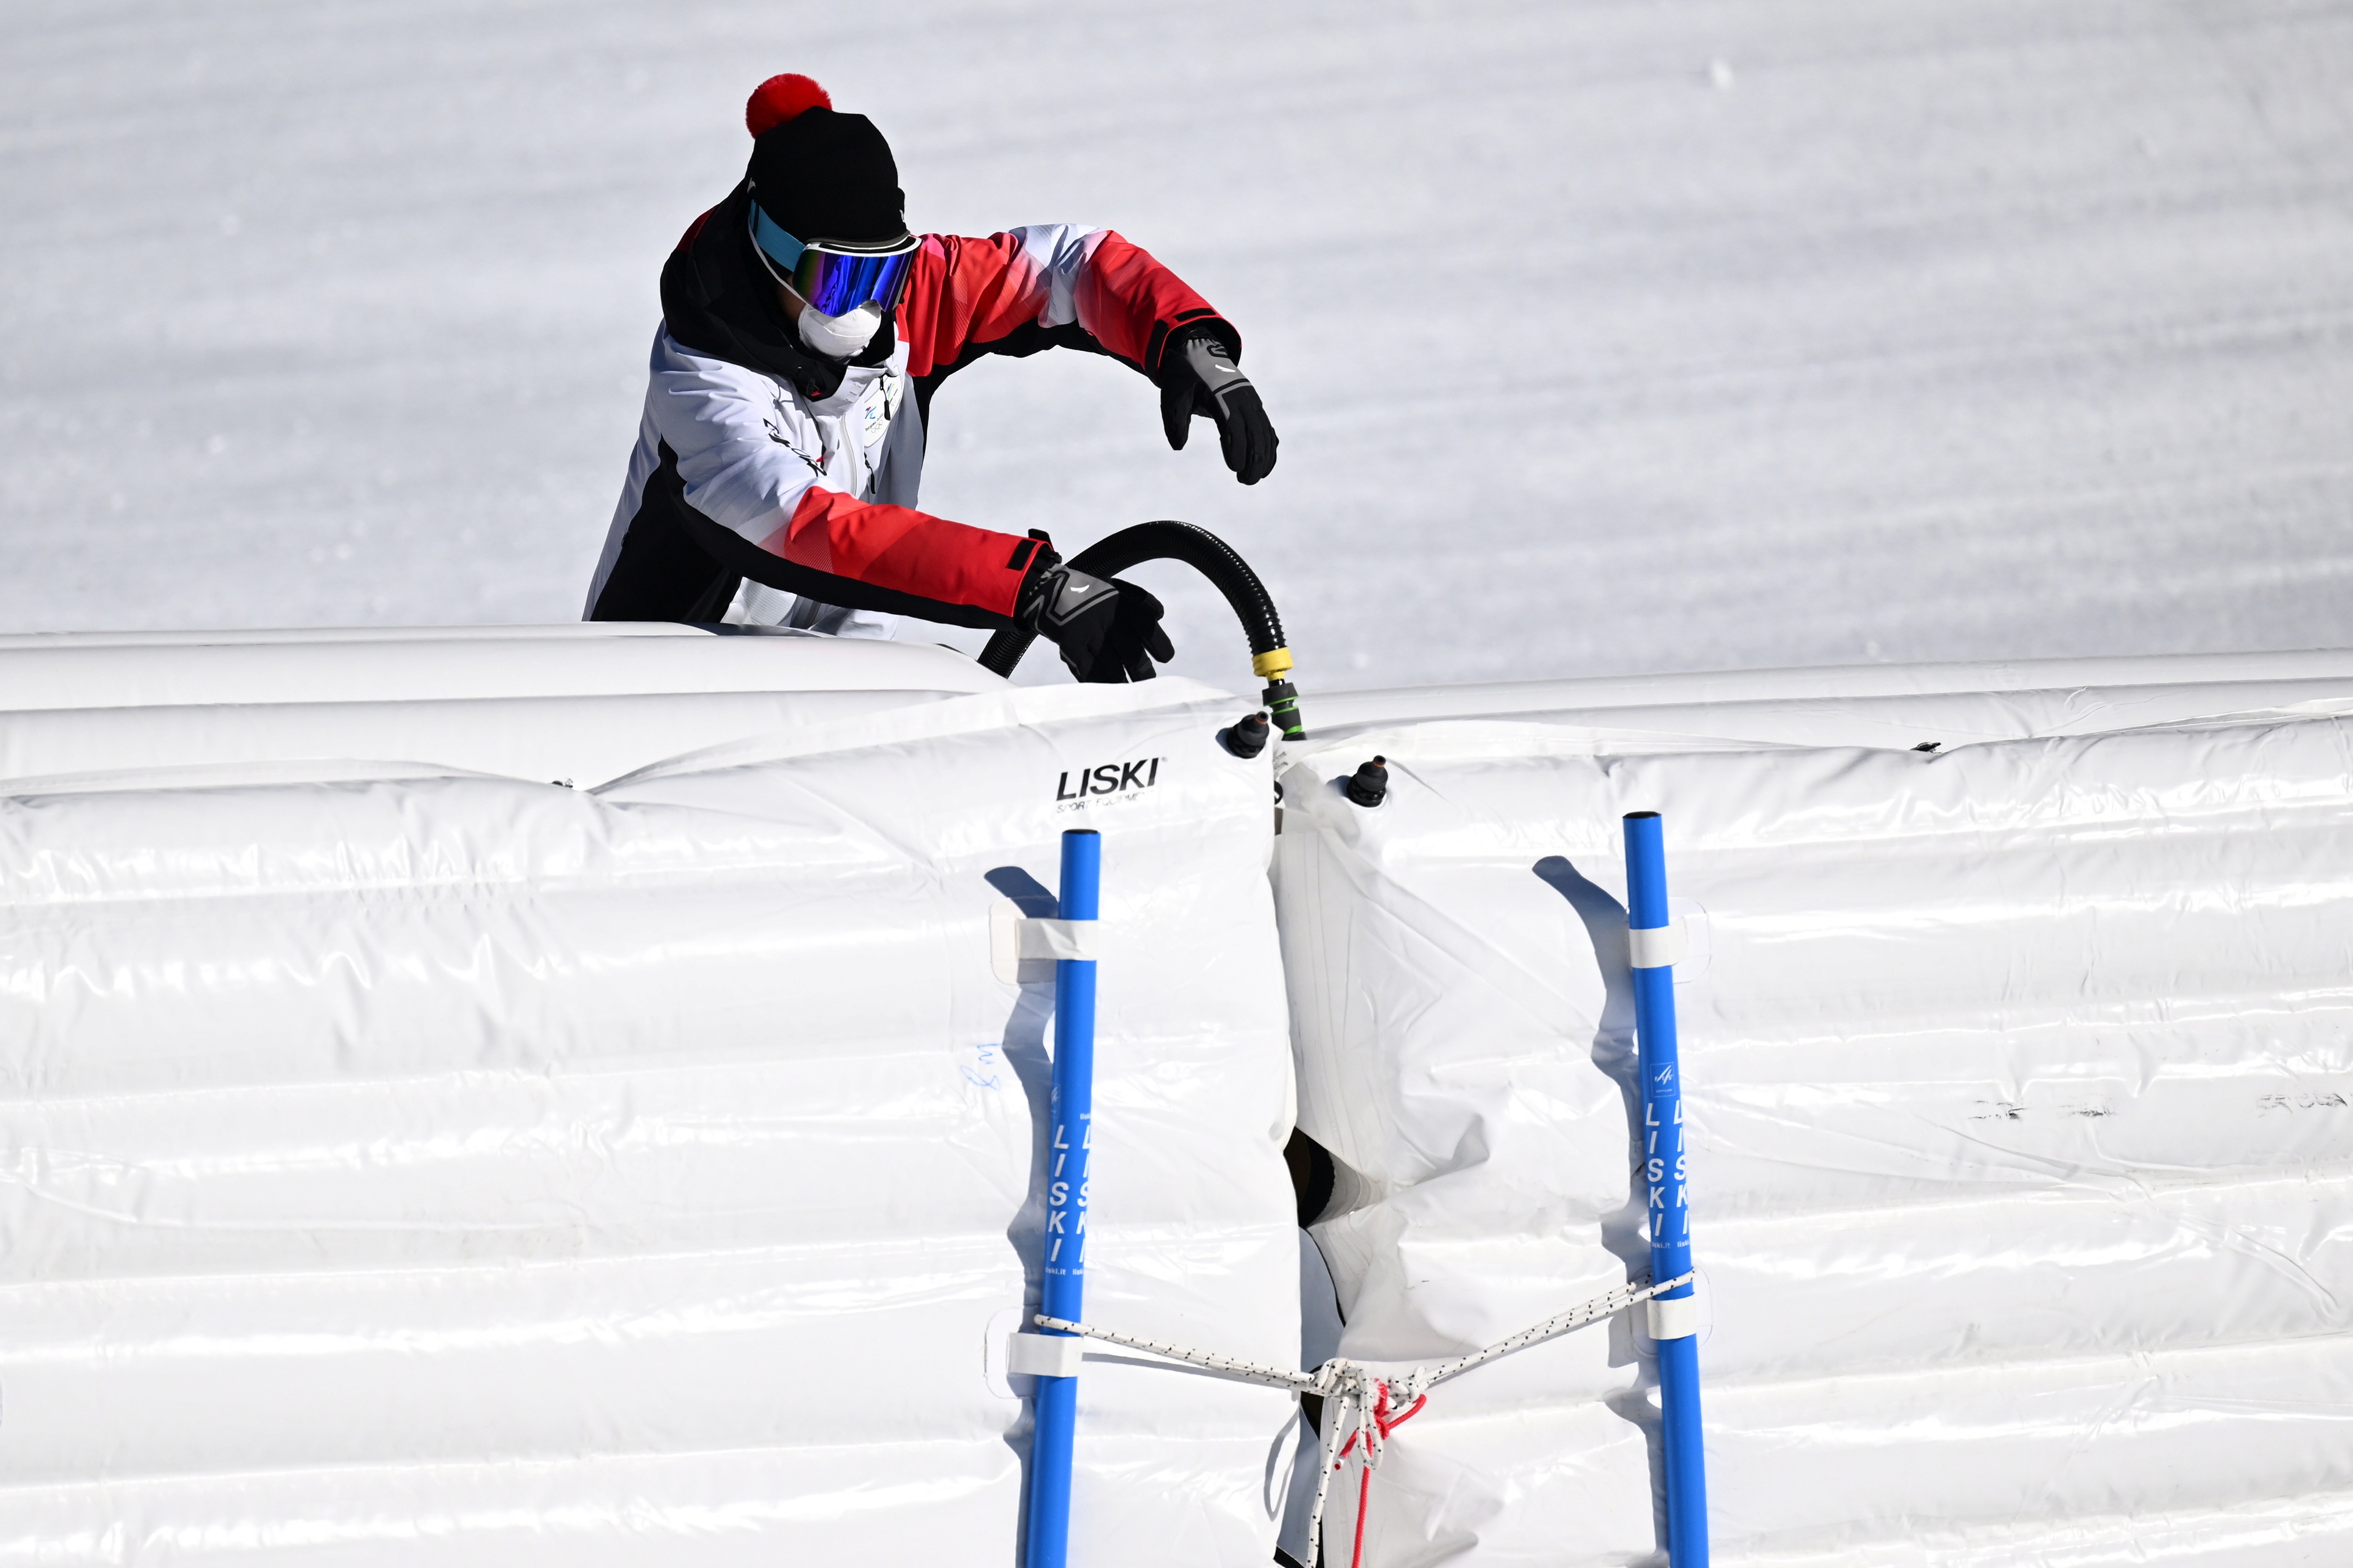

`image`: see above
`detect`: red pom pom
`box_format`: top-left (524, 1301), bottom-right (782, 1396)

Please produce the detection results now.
top-left (746, 74), bottom-right (832, 137)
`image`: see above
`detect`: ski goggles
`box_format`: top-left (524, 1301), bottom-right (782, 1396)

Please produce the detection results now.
top-left (747, 198), bottom-right (919, 316)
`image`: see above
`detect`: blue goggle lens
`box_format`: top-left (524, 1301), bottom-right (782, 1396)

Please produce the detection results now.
top-left (750, 202), bottom-right (917, 316)
top-left (797, 246), bottom-right (917, 316)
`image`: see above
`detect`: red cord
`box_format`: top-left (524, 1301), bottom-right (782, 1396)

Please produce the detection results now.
top-left (1335, 1382), bottom-right (1430, 1568)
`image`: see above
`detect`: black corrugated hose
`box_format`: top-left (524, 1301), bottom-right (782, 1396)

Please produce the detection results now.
top-left (978, 520), bottom-right (1306, 740)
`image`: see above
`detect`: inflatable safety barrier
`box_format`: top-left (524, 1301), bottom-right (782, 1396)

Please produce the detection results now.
top-left (1277, 652), bottom-right (2353, 1566)
top-left (14, 631), bottom-right (2353, 1566)
top-left (0, 629), bottom-right (1297, 1563)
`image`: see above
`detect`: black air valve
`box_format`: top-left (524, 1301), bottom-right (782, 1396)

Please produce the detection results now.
top-left (1223, 712), bottom-right (1271, 759)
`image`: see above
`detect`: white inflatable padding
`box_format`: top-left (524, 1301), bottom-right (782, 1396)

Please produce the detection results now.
top-left (1273, 670), bottom-right (2353, 1565)
top-left (0, 628), bottom-right (1006, 787)
top-left (0, 625), bottom-right (1001, 711)
top-left (0, 690), bottom-right (992, 791)
top-left (0, 675), bottom-right (1297, 1564)
top-left (1313, 647), bottom-right (2353, 727)
top-left (1311, 650), bottom-right (2353, 752)
top-left (0, 622), bottom-right (717, 650)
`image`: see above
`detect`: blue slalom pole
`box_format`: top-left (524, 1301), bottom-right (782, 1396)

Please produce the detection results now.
top-left (1624, 810), bottom-right (1708, 1568)
top-left (1025, 828), bottom-right (1100, 1568)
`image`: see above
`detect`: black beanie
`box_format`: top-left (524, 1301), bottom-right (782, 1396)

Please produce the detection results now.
top-left (743, 75), bottom-right (906, 245)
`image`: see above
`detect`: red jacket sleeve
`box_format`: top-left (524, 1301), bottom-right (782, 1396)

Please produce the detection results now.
top-left (757, 487), bottom-right (1043, 622)
top-left (898, 227), bottom-right (1234, 383)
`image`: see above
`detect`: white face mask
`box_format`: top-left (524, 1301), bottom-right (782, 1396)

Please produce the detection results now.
top-left (798, 300), bottom-right (884, 359)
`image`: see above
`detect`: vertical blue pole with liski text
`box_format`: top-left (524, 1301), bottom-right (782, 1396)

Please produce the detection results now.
top-left (1624, 810), bottom-right (1708, 1568)
top-left (1025, 828), bottom-right (1099, 1568)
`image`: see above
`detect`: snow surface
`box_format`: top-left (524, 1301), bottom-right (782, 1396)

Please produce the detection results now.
top-left (3, 1), bottom-right (2351, 689)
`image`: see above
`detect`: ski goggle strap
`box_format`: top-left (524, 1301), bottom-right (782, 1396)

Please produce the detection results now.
top-left (749, 201), bottom-right (919, 316)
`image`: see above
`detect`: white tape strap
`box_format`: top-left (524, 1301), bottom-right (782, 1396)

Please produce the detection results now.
top-left (1019, 918), bottom-right (1097, 962)
top-left (1629, 920), bottom-right (1687, 969)
top-left (1647, 1293), bottom-right (1700, 1341)
top-left (991, 905), bottom-right (1100, 982)
top-left (1006, 1331), bottom-right (1085, 1378)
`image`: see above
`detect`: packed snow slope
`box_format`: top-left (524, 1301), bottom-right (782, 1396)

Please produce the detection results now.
top-left (2, 1), bottom-right (2350, 686)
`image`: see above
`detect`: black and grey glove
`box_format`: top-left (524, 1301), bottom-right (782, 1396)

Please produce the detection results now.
top-left (1159, 328), bottom-right (1278, 486)
top-left (1018, 549), bottom-right (1175, 684)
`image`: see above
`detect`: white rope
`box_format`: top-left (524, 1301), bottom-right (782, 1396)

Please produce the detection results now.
top-left (1028, 1317), bottom-right (1327, 1393)
top-left (1391, 1271), bottom-right (1689, 1400)
top-left (1307, 1368), bottom-right (1356, 1558)
top-left (1035, 1269), bottom-right (1693, 1567)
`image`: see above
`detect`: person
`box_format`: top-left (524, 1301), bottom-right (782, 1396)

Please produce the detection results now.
top-left (584, 73), bottom-right (1278, 682)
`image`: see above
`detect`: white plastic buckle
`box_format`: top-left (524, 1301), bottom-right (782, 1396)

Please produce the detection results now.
top-left (1629, 920), bottom-right (1687, 970)
top-left (991, 905), bottom-right (1100, 983)
top-left (1007, 1331), bottom-right (1085, 1378)
top-left (1647, 1293), bottom-right (1700, 1341)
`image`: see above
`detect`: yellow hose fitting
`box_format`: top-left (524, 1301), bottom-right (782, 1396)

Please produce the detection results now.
top-left (1252, 647), bottom-right (1294, 680)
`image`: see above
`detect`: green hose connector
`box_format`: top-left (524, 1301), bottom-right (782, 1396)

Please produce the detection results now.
top-left (1263, 680), bottom-right (1305, 742)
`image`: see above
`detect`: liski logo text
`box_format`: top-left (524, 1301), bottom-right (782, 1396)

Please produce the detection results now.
top-left (1056, 757), bottom-right (1162, 801)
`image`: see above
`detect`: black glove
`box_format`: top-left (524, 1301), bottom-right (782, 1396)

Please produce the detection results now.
top-left (1159, 327), bottom-right (1278, 485)
top-left (1018, 552), bottom-right (1176, 683)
